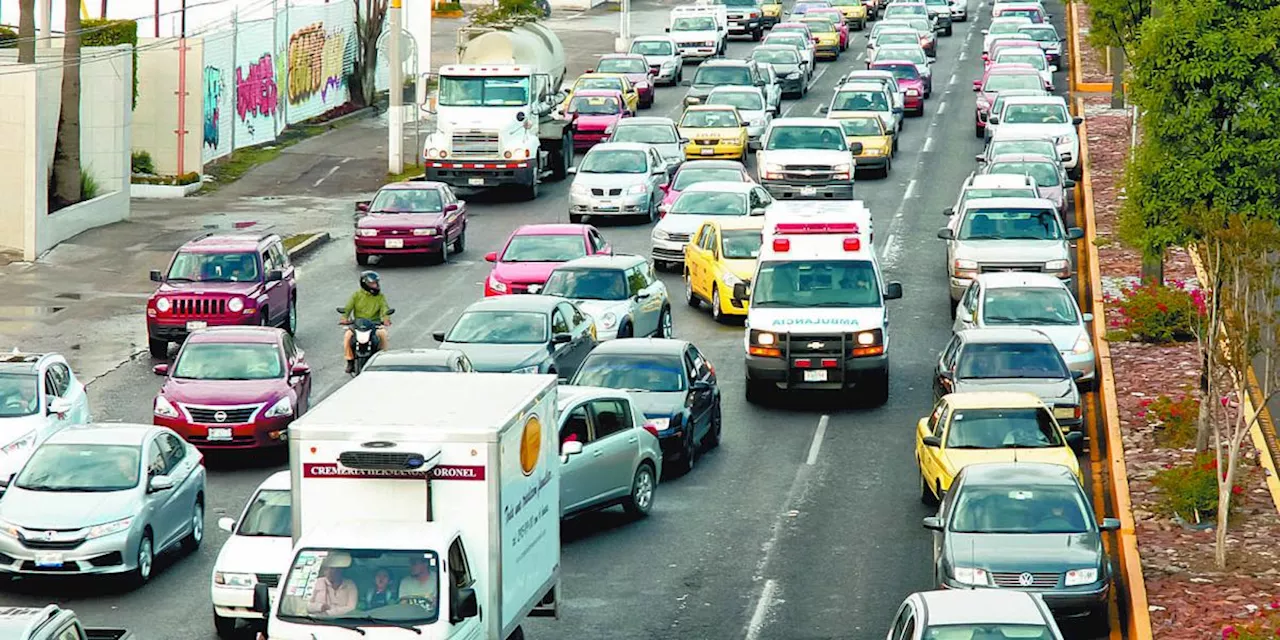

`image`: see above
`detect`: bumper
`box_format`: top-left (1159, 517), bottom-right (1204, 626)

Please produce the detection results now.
top-left (1058, 144), bottom-right (1079, 169)
top-left (684, 141), bottom-right (745, 160)
top-left (727, 18), bottom-right (761, 33)
top-left (854, 154), bottom-right (890, 170)
top-left (652, 238), bottom-right (688, 263)
top-left (816, 43), bottom-right (841, 58)
top-left (1045, 51), bottom-right (1061, 66)
top-left (354, 234), bottom-right (445, 256)
top-left (762, 180), bottom-right (854, 200)
top-left (932, 13), bottom-right (952, 26)
top-left (572, 131), bottom-right (610, 149)
top-left (425, 161), bottom-right (536, 189)
top-left (715, 284), bottom-right (749, 315)
top-left (571, 194), bottom-right (651, 217)
top-left (937, 580), bottom-right (1109, 615)
top-left (1052, 407), bottom-right (1084, 430)
top-left (905, 95), bottom-right (924, 111)
top-left (148, 313), bottom-right (262, 343)
top-left (678, 46), bottom-right (718, 60)
top-left (637, 85), bottom-right (655, 105)
top-left (155, 413), bottom-right (293, 449)
top-left (746, 352), bottom-right (888, 391)
top-left (214, 586), bottom-right (267, 620)
top-left (950, 6), bottom-right (967, 18)
top-left (779, 76), bottom-right (805, 94)
top-left (653, 65), bottom-right (680, 82)
top-left (0, 529), bottom-right (140, 576)
top-left (761, 14), bottom-right (781, 26)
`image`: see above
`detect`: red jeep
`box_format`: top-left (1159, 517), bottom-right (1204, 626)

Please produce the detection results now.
top-left (146, 232), bottom-right (298, 358)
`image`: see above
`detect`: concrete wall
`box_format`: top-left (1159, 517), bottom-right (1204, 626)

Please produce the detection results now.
top-left (134, 37), bottom-right (205, 177)
top-left (0, 45), bottom-right (133, 261)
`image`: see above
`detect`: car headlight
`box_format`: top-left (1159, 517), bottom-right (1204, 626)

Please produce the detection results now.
top-left (653, 228), bottom-right (672, 241)
top-left (357, 228), bottom-right (378, 237)
top-left (86, 517), bottom-right (134, 540)
top-left (833, 163), bottom-right (851, 173)
top-left (227, 297), bottom-right (245, 313)
top-left (764, 163), bottom-right (784, 173)
top-left (214, 571), bottom-right (257, 589)
top-left (264, 396), bottom-right (293, 418)
top-left (0, 519), bottom-right (20, 538)
top-left (1, 431), bottom-right (37, 456)
top-left (976, 97), bottom-right (989, 109)
top-left (952, 566), bottom-right (990, 586)
top-left (1044, 259), bottom-right (1070, 271)
top-left (855, 330), bottom-right (880, 346)
top-left (600, 312), bottom-right (618, 330)
top-left (722, 272), bottom-right (743, 286)
top-left (1072, 332), bottom-right (1092, 355)
top-left (662, 59), bottom-right (678, 69)
top-left (488, 276), bottom-right (509, 293)
top-left (511, 365), bottom-right (540, 374)
top-left (155, 297), bottom-right (171, 312)
top-left (1064, 568), bottom-right (1099, 586)
top-left (1055, 135), bottom-right (1073, 145)
top-left (906, 88), bottom-right (920, 96)
top-left (785, 71), bottom-right (800, 79)
top-left (645, 417), bottom-right (672, 431)
top-left (413, 228), bottom-right (438, 236)
top-left (628, 184), bottom-right (648, 195)
top-left (752, 330), bottom-right (778, 346)
top-left (154, 395), bottom-right (180, 419)
top-left (953, 259), bottom-right (978, 275)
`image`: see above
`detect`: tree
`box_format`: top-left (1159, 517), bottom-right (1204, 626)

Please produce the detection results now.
top-left (18, 0), bottom-right (36, 63)
top-left (1118, 0), bottom-right (1280, 282)
top-left (1085, 0), bottom-right (1152, 58)
top-left (350, 0), bottom-right (389, 108)
top-left (1206, 216), bottom-right (1280, 570)
top-left (49, 0), bottom-right (84, 209)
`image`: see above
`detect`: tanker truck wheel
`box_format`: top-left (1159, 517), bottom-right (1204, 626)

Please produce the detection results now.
top-left (550, 130), bottom-right (572, 181)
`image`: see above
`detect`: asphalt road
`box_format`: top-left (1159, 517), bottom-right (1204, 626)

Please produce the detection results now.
top-left (0, 1), bottom-right (1111, 639)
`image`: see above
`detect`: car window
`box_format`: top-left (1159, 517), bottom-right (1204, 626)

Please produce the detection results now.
top-left (961, 283), bottom-right (979, 312)
top-left (282, 333), bottom-right (298, 360)
top-left (261, 249), bottom-right (277, 273)
top-left (589, 230), bottom-right (607, 252)
top-left (899, 614), bottom-right (916, 640)
top-left (927, 401), bottom-right (946, 436)
top-left (551, 309), bottom-right (570, 334)
top-left (55, 623), bottom-right (83, 640)
top-left (161, 433), bottom-right (187, 467)
top-left (754, 186), bottom-right (773, 206)
top-left (561, 405), bottom-right (592, 443)
top-left (946, 407), bottom-right (1063, 448)
top-left (940, 335), bottom-right (960, 369)
top-left (569, 304), bottom-right (589, 330)
top-left (589, 399), bottom-right (632, 439)
top-left (147, 437), bottom-right (170, 476)
top-left (689, 346), bottom-right (713, 378)
top-left (448, 537), bottom-right (475, 589)
top-left (890, 604), bottom-right (913, 640)
top-left (683, 351), bottom-right (699, 380)
top-left (269, 243), bottom-right (290, 269)
top-left (626, 266), bottom-right (648, 296)
top-left (44, 366), bottom-right (69, 398)
top-left (956, 342), bottom-right (1069, 379)
top-left (707, 228), bottom-right (720, 255)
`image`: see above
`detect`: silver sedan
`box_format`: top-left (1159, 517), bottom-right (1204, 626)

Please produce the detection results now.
top-left (557, 386), bottom-right (663, 519)
top-left (0, 423), bottom-right (207, 586)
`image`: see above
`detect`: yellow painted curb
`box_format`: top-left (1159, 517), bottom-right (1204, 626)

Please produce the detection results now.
top-left (1066, 2), bottom-right (1126, 94)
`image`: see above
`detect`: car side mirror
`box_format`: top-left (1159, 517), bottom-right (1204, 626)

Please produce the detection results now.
top-left (567, 166), bottom-right (577, 175)
top-left (1065, 179), bottom-right (1077, 188)
top-left (291, 362), bottom-right (311, 377)
top-left (922, 516), bottom-right (943, 530)
top-left (1100, 517), bottom-right (1121, 531)
top-left (733, 282), bottom-right (749, 301)
top-left (485, 251), bottom-right (499, 262)
top-left (987, 115), bottom-right (999, 124)
top-left (266, 269), bottom-right (283, 282)
top-left (693, 379), bottom-right (714, 390)
top-left (972, 80), bottom-right (981, 90)
top-left (148, 474), bottom-right (175, 493)
top-left (664, 26), bottom-right (671, 31)
top-left (980, 28), bottom-right (988, 34)
top-left (884, 281), bottom-right (903, 300)
top-left (680, 137), bottom-right (691, 145)
top-left (848, 142), bottom-right (863, 155)
top-left (750, 207), bottom-right (766, 216)
top-left (1065, 431), bottom-right (1084, 447)
top-left (937, 228), bottom-right (954, 240)
top-left (444, 203), bottom-right (460, 213)
top-left (356, 201), bottom-right (371, 213)
top-left (922, 435), bottom-right (941, 447)
top-left (218, 517), bottom-right (236, 533)
top-left (561, 439), bottom-right (584, 458)
top-left (152, 364), bottom-right (169, 376)
top-left (1072, 116), bottom-right (1083, 125)
top-left (1082, 312), bottom-right (1094, 322)
top-left (552, 332), bottom-right (574, 344)
top-left (252, 582), bottom-right (271, 614)
top-left (1072, 370), bottom-right (1085, 380)
top-left (975, 155), bottom-right (987, 163)
top-left (149, 269), bottom-right (164, 282)
top-left (943, 207), bottom-right (954, 216)
top-left (47, 397), bottom-right (73, 415)
top-left (453, 587), bottom-right (480, 622)
top-left (1067, 227), bottom-right (1084, 240)
top-left (432, 331), bottom-right (447, 342)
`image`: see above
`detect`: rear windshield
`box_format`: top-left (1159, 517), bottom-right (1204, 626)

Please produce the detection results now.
top-left (996, 52), bottom-right (1047, 69)
top-left (722, 229), bottom-right (763, 259)
top-left (693, 66), bottom-right (753, 86)
top-left (839, 118), bottom-right (884, 136)
top-left (983, 73), bottom-right (1044, 92)
top-left (1002, 103), bottom-right (1068, 124)
top-left (631, 40), bottom-right (674, 55)
top-left (542, 268), bottom-right (629, 300)
top-left (945, 407), bottom-right (1063, 448)
top-left (956, 342), bottom-right (1069, 379)
top-left (672, 167), bottom-right (747, 190)
top-left (833, 90), bottom-right (888, 111)
top-left (681, 109), bottom-right (741, 128)
top-left (982, 287), bottom-right (1078, 325)
top-left (752, 49), bottom-right (800, 64)
top-left (878, 47), bottom-right (925, 63)
top-left (569, 95), bottom-right (621, 115)
top-left (576, 77), bottom-right (623, 92)
top-left (597, 58), bottom-right (648, 74)
top-left (874, 63), bottom-right (920, 80)
top-left (988, 139), bottom-right (1056, 158)
top-left (500, 234), bottom-right (587, 262)
top-left (709, 91), bottom-right (764, 111)
top-left (574, 353), bottom-right (686, 392)
top-left (987, 160), bottom-right (1060, 187)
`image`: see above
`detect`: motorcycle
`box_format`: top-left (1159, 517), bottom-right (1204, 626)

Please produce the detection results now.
top-left (338, 307), bottom-right (395, 376)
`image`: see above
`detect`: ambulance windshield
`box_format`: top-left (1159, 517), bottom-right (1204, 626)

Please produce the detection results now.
top-left (278, 548), bottom-right (442, 629)
top-left (752, 259), bottom-right (881, 307)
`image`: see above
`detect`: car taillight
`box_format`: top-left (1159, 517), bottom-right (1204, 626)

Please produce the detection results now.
top-left (643, 424), bottom-right (660, 438)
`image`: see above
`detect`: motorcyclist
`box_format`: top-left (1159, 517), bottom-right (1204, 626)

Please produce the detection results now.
top-left (339, 271), bottom-right (392, 373)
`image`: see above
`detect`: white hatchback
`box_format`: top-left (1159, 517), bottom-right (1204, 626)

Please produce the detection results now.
top-left (0, 351), bottom-right (92, 481)
top-left (211, 470), bottom-right (293, 638)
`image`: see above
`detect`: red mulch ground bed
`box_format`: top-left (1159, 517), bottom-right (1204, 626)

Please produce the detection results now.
top-left (1074, 9), bottom-right (1111, 84)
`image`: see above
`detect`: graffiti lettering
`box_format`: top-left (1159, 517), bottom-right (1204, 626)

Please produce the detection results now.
top-left (236, 54), bottom-right (279, 126)
top-left (286, 23), bottom-right (347, 105)
top-left (202, 66), bottom-right (223, 150)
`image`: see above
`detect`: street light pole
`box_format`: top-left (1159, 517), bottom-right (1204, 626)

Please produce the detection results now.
top-left (615, 0), bottom-right (629, 52)
top-left (389, 0), bottom-right (404, 175)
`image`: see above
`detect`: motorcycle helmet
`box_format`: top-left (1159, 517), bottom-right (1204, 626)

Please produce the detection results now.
top-left (360, 270), bottom-right (381, 295)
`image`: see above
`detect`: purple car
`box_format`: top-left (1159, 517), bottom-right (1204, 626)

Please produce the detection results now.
top-left (354, 181), bottom-right (468, 265)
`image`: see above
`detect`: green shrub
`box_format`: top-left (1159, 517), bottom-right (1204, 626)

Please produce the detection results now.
top-left (131, 150), bottom-right (155, 175)
top-left (1139, 391), bottom-right (1200, 448)
top-left (81, 19), bottom-right (138, 109)
top-left (1151, 452), bottom-right (1240, 524)
top-left (80, 169), bottom-right (99, 200)
top-left (131, 172), bottom-right (200, 186)
top-left (470, 0), bottom-right (543, 26)
top-left (1103, 282), bottom-right (1205, 343)
top-left (0, 27), bottom-right (17, 49)
top-left (435, 2), bottom-right (464, 12)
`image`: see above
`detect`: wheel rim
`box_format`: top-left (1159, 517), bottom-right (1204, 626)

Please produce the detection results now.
top-left (686, 432), bottom-right (697, 466)
top-left (192, 503), bottom-right (204, 544)
top-left (138, 537), bottom-right (153, 580)
top-left (711, 286), bottom-right (722, 320)
top-left (288, 301), bottom-right (297, 334)
top-left (634, 468), bottom-right (654, 510)
top-left (662, 310), bottom-right (672, 337)
top-left (685, 275), bottom-right (695, 303)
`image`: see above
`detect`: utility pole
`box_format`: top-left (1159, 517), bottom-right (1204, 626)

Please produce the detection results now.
top-left (154, 0), bottom-right (159, 36)
top-left (38, 0), bottom-right (52, 48)
top-left (100, 0), bottom-right (106, 18)
top-left (389, 0), bottom-right (404, 174)
top-left (615, 0), bottom-right (630, 52)
top-left (180, 0), bottom-right (186, 36)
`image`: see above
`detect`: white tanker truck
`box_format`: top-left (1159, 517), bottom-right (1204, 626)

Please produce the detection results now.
top-left (421, 22), bottom-right (573, 201)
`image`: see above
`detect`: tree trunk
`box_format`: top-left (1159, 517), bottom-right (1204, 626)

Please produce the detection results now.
top-left (1195, 362), bottom-right (1213, 451)
top-left (349, 0), bottom-right (388, 108)
top-left (1141, 250), bottom-right (1164, 286)
top-left (18, 0), bottom-right (36, 63)
top-left (1108, 46), bottom-right (1125, 110)
top-left (1215, 434), bottom-right (1243, 570)
top-left (50, 0), bottom-right (83, 210)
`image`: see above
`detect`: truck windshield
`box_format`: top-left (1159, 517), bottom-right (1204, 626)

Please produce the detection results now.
top-left (0, 373), bottom-right (37, 417)
top-left (167, 251), bottom-right (259, 282)
top-left (764, 126), bottom-right (847, 150)
top-left (438, 76), bottom-right (529, 107)
top-left (752, 260), bottom-right (881, 308)
top-left (278, 549), bottom-right (442, 627)
top-left (673, 17), bottom-right (717, 30)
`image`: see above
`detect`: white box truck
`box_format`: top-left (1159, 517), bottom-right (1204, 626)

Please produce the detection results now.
top-left (252, 372), bottom-right (561, 640)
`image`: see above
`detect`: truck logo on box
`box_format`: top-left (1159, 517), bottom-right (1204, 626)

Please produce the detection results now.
top-left (302, 463), bottom-right (486, 480)
top-left (520, 415), bottom-right (542, 476)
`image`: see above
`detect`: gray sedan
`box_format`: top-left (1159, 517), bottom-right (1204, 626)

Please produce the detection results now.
top-left (0, 423), bottom-right (207, 586)
top-left (361, 348), bottom-right (474, 372)
top-left (433, 295), bottom-right (597, 380)
top-left (605, 117), bottom-right (686, 171)
top-left (569, 143), bottom-right (671, 223)
top-left (557, 386), bottom-right (663, 519)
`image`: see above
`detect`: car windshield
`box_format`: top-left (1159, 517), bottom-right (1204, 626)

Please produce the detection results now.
top-left (611, 123), bottom-right (679, 144)
top-left (724, 0), bottom-right (758, 6)
top-left (956, 342), bottom-right (1069, 379)
top-left (1020, 26), bottom-right (1058, 42)
top-left (369, 188), bottom-right (444, 213)
top-left (990, 20), bottom-right (1030, 34)
top-left (963, 187), bottom-right (1038, 202)
top-left (671, 191), bottom-right (749, 215)
top-left (959, 207), bottom-right (1061, 240)
top-left (752, 49), bottom-right (800, 64)
top-left (722, 230), bottom-right (763, 259)
top-left (681, 110), bottom-right (741, 128)
top-left (885, 5), bottom-right (925, 16)
top-left (983, 287), bottom-right (1078, 325)
top-left (278, 549), bottom-right (442, 626)
top-left (984, 73), bottom-right (1043, 92)
top-left (172, 343), bottom-right (284, 380)
top-left (672, 167), bottom-right (747, 190)
top-left (1002, 8), bottom-right (1041, 19)
top-left (569, 95), bottom-right (622, 115)
top-left (579, 149), bottom-right (648, 174)
top-left (988, 160), bottom-right (1060, 186)
top-left (877, 33), bottom-right (919, 46)
top-left (542, 268), bottom-right (629, 300)
top-left (447, 311), bottom-right (547, 344)
top-left (945, 407), bottom-right (1063, 449)
top-left (501, 234), bottom-right (587, 262)
top-left (753, 260), bottom-right (881, 308)
top-left (1002, 103), bottom-right (1067, 124)
top-left (237, 489), bottom-right (291, 536)
top-left (767, 35), bottom-right (808, 49)
top-left (438, 76), bottom-right (529, 107)
top-left (167, 251), bottom-right (259, 282)
top-left (573, 354), bottom-right (686, 392)
top-left (839, 118), bottom-right (884, 136)
top-left (988, 139), bottom-right (1056, 158)
top-left (834, 90), bottom-right (889, 111)
top-left (14, 443), bottom-right (140, 491)
top-left (997, 52), bottom-right (1046, 69)
top-left (709, 91), bottom-right (764, 111)
top-left (875, 63), bottom-right (920, 80)
top-left (764, 126), bottom-right (847, 150)
top-left (597, 58), bottom-right (648, 74)
top-left (950, 485), bottom-right (1091, 534)
top-left (924, 625), bottom-right (1055, 640)
top-left (879, 47), bottom-right (925, 63)
top-left (693, 67), bottom-right (753, 86)
top-left (632, 40), bottom-right (674, 55)
top-left (674, 16), bottom-right (717, 30)
top-left (0, 373), bottom-right (38, 418)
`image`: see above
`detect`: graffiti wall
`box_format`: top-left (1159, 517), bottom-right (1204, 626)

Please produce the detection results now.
top-left (201, 31), bottom-right (234, 164)
top-left (234, 19), bottom-right (282, 148)
top-left (283, 2), bottom-right (356, 124)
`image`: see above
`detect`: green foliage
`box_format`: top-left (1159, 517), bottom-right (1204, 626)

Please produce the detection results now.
top-left (132, 172), bottom-right (200, 186)
top-left (131, 150), bottom-right (155, 175)
top-left (1103, 282), bottom-right (1205, 343)
top-left (79, 169), bottom-right (99, 200)
top-left (470, 0), bottom-right (543, 26)
top-left (1151, 452), bottom-right (1226, 523)
top-left (1120, 1), bottom-right (1280, 256)
top-left (435, 2), bottom-right (464, 12)
top-left (1084, 0), bottom-right (1151, 56)
top-left (0, 27), bottom-right (17, 49)
top-left (1138, 391), bottom-right (1200, 448)
top-left (81, 19), bottom-right (139, 110)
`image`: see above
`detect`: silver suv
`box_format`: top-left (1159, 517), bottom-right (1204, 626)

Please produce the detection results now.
top-left (540, 255), bottom-right (673, 340)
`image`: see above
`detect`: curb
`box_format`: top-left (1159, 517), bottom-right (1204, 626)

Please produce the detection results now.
top-left (311, 106), bottom-right (377, 128)
top-left (287, 231), bottom-right (332, 260)
top-left (1065, 2), bottom-right (1123, 94)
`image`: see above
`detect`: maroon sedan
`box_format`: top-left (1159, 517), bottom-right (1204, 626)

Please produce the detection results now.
top-left (973, 63), bottom-right (1043, 137)
top-left (152, 326), bottom-right (311, 450)
top-left (354, 181), bottom-right (467, 265)
top-left (871, 60), bottom-right (926, 116)
top-left (591, 54), bottom-right (656, 108)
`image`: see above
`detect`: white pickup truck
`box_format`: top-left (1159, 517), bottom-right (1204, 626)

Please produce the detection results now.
top-left (667, 5), bottom-right (728, 59)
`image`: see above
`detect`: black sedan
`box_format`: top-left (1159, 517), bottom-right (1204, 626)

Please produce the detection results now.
top-left (569, 338), bottom-right (720, 474)
top-left (362, 348), bottom-right (474, 372)
top-left (923, 462), bottom-right (1119, 623)
top-left (433, 296), bottom-right (596, 380)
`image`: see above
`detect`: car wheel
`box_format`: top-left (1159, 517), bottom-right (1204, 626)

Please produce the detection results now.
top-left (213, 611), bottom-right (237, 639)
top-left (617, 320), bottom-right (633, 338)
top-left (453, 227), bottom-right (467, 253)
top-left (705, 401), bottom-right (722, 449)
top-left (919, 465), bottom-right (938, 505)
top-left (128, 532), bottom-right (154, 588)
top-left (945, 26), bottom-right (952, 36)
top-left (622, 463), bottom-right (657, 517)
top-left (181, 499), bottom-right (204, 552)
top-left (148, 338), bottom-right (168, 359)
top-left (657, 306), bottom-right (673, 338)
top-left (286, 297), bottom-right (298, 335)
top-left (357, 252), bottom-right (370, 266)
top-left (860, 368), bottom-right (890, 407)
top-left (685, 273), bottom-right (700, 308)
top-left (674, 426), bottom-right (697, 474)
top-left (881, 156), bottom-right (892, 178)
top-left (711, 285), bottom-right (726, 323)
top-left (436, 233), bottom-right (451, 265)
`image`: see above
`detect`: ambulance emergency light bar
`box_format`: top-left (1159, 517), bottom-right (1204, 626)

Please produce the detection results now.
top-left (769, 222), bottom-right (862, 252)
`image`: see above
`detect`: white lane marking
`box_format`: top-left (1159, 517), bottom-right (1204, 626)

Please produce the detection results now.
top-left (340, 157), bottom-right (353, 164)
top-left (745, 579), bottom-right (780, 640)
top-left (904, 179), bottom-right (918, 200)
top-left (958, 50), bottom-right (967, 61)
top-left (922, 136), bottom-right (934, 152)
top-left (949, 73), bottom-right (957, 85)
top-left (806, 415), bottom-right (829, 465)
top-left (857, 52), bottom-right (864, 60)
top-left (312, 165), bottom-right (341, 188)
top-left (937, 101), bottom-right (947, 114)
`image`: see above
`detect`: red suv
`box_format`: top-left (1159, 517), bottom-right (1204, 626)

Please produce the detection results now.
top-left (151, 326), bottom-right (311, 449)
top-left (146, 233), bottom-right (298, 358)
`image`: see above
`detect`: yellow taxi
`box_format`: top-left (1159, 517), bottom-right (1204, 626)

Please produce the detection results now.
top-left (678, 105), bottom-right (749, 161)
top-left (827, 0), bottom-right (868, 29)
top-left (798, 17), bottom-right (841, 59)
top-left (834, 115), bottom-right (894, 176)
top-left (916, 392), bottom-right (1084, 504)
top-left (761, 0), bottom-right (783, 27)
top-left (562, 73), bottom-right (639, 113)
top-left (684, 217), bottom-right (764, 321)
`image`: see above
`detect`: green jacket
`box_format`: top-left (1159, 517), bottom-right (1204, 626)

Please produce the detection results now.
top-left (341, 290), bottom-right (391, 322)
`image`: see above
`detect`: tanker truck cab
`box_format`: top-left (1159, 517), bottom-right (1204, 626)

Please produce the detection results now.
top-left (253, 372), bottom-right (562, 640)
top-left (738, 209), bottom-right (903, 406)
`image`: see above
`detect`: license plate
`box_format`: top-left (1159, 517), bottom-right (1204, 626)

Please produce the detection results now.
top-left (800, 186), bottom-right (817, 196)
top-left (186, 320), bottom-right (207, 331)
top-left (385, 239), bottom-right (404, 249)
top-left (35, 553), bottom-right (64, 567)
top-left (730, 21), bottom-right (741, 27)
top-left (468, 178), bottom-right (485, 186)
top-left (207, 427), bottom-right (232, 441)
top-left (803, 369), bottom-right (828, 382)
top-left (1053, 407), bottom-right (1074, 419)
top-left (700, 148), bottom-right (715, 155)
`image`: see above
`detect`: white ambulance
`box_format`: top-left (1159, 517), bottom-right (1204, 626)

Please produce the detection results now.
top-left (733, 204), bottom-right (903, 405)
top-left (254, 372), bottom-right (561, 640)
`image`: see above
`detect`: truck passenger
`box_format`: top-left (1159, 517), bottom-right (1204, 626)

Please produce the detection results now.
top-left (363, 569), bottom-right (399, 609)
top-left (307, 554), bottom-right (359, 616)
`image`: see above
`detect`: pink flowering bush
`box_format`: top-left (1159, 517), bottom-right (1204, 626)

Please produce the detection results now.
top-left (1223, 600), bottom-right (1280, 638)
top-left (1139, 392), bottom-right (1201, 447)
top-left (1104, 281), bottom-right (1206, 343)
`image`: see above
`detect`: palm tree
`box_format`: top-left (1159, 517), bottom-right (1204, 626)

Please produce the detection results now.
top-left (18, 0), bottom-right (35, 63)
top-left (50, 0), bottom-right (83, 209)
